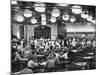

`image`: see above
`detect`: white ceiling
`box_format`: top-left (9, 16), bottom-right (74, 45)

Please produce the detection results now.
top-left (18, 0), bottom-right (96, 6)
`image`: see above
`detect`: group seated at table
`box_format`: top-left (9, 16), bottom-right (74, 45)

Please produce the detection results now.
top-left (11, 35), bottom-right (96, 74)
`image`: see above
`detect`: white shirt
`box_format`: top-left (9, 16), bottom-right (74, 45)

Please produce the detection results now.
top-left (61, 53), bottom-right (68, 59)
top-left (55, 53), bottom-right (60, 59)
top-left (34, 40), bottom-right (38, 46)
top-left (81, 42), bottom-right (86, 46)
top-left (71, 41), bottom-right (76, 47)
top-left (87, 41), bottom-right (91, 45)
top-left (28, 60), bottom-right (38, 68)
top-left (92, 41), bottom-right (96, 47)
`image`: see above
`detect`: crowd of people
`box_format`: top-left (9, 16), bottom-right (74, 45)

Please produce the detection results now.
top-left (11, 35), bottom-right (96, 74)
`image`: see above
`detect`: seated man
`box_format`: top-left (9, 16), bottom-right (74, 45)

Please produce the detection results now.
top-left (45, 54), bottom-right (56, 72)
top-left (14, 51), bottom-right (28, 61)
top-left (27, 59), bottom-right (38, 69)
top-left (54, 52), bottom-right (61, 64)
top-left (12, 57), bottom-right (37, 74)
top-left (27, 56), bottom-right (39, 73)
top-left (60, 52), bottom-right (68, 60)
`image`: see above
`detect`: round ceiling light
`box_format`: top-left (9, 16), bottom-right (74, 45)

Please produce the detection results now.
top-left (23, 9), bottom-right (32, 18)
top-left (70, 16), bottom-right (76, 22)
top-left (11, 0), bottom-right (17, 4)
top-left (72, 6), bottom-right (82, 14)
top-left (62, 14), bottom-right (69, 21)
top-left (87, 15), bottom-right (93, 22)
top-left (91, 20), bottom-right (96, 24)
top-left (41, 20), bottom-right (46, 25)
top-left (41, 14), bottom-right (46, 21)
top-left (31, 18), bottom-right (37, 24)
top-left (14, 14), bottom-right (24, 22)
top-left (34, 3), bottom-right (45, 12)
top-left (51, 8), bottom-right (60, 17)
top-left (50, 16), bottom-right (57, 23)
top-left (81, 11), bottom-right (89, 19)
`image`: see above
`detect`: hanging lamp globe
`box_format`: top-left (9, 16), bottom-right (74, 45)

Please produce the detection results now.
top-left (62, 14), bottom-right (69, 21)
top-left (34, 3), bottom-right (45, 12)
top-left (23, 9), bottom-right (32, 18)
top-left (72, 5), bottom-right (82, 14)
top-left (70, 16), bottom-right (76, 22)
top-left (31, 18), bottom-right (37, 24)
top-left (14, 13), bottom-right (24, 22)
top-left (50, 16), bottom-right (57, 23)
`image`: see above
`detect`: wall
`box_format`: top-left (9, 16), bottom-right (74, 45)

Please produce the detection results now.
top-left (12, 23), bottom-right (57, 40)
top-left (57, 23), bottom-right (96, 38)
top-left (12, 23), bottom-right (21, 38)
top-left (66, 23), bottom-right (96, 32)
top-left (12, 23), bottom-right (95, 40)
top-left (26, 24), bottom-right (57, 40)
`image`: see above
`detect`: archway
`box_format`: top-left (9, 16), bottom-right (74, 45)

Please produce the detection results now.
top-left (34, 26), bottom-right (51, 39)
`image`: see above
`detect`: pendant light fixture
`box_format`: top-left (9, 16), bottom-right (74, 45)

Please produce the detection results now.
top-left (41, 20), bottom-right (47, 25)
top-left (31, 18), bottom-right (37, 24)
top-left (34, 3), bottom-right (45, 13)
top-left (23, 9), bottom-right (32, 18)
top-left (72, 5), bottom-right (82, 14)
top-left (81, 11), bottom-right (89, 19)
top-left (14, 13), bottom-right (24, 22)
top-left (70, 16), bottom-right (76, 23)
top-left (50, 16), bottom-right (57, 23)
top-left (51, 7), bottom-right (60, 17)
top-left (62, 13), bottom-right (69, 21)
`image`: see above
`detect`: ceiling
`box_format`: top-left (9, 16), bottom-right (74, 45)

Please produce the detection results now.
top-left (11, 1), bottom-right (96, 26)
